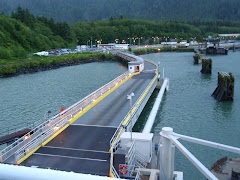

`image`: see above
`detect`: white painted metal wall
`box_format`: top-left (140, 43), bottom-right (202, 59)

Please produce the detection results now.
top-left (120, 132), bottom-right (153, 163)
top-left (0, 164), bottom-right (120, 180)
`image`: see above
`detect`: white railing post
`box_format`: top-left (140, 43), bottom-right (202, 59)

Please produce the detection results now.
top-left (160, 127), bottom-right (174, 180)
top-left (163, 68), bottom-right (165, 79)
top-left (0, 152), bottom-right (2, 163)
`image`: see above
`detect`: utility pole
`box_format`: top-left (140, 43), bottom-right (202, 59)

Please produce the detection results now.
top-left (91, 37), bottom-right (92, 48)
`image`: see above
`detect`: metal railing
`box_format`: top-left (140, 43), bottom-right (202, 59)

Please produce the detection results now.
top-left (135, 149), bottom-right (148, 168)
top-left (126, 140), bottom-right (136, 166)
top-left (111, 164), bottom-right (120, 178)
top-left (16, 115), bottom-right (69, 162)
top-left (0, 70), bottom-right (133, 163)
top-left (0, 111), bottom-right (52, 137)
top-left (160, 127), bottom-right (240, 180)
top-left (126, 141), bottom-right (147, 168)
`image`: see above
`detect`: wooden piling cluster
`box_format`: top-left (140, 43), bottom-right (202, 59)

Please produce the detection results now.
top-left (201, 58), bottom-right (212, 74)
top-left (212, 72), bottom-right (234, 101)
top-left (193, 53), bottom-right (201, 64)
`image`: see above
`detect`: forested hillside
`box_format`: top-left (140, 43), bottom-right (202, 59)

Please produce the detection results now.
top-left (73, 19), bottom-right (240, 45)
top-left (0, 0), bottom-right (240, 23)
top-left (0, 8), bottom-right (75, 59)
top-left (1, 7), bottom-right (240, 61)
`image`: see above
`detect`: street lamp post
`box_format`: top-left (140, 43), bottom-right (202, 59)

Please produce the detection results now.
top-left (127, 92), bottom-right (134, 141)
top-left (128, 38), bottom-right (132, 46)
top-left (91, 37), bottom-right (92, 48)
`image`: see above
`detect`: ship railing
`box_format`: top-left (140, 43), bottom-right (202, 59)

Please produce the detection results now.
top-left (160, 127), bottom-right (240, 180)
top-left (135, 149), bottom-right (148, 168)
top-left (1, 113), bottom-right (67, 163)
top-left (15, 115), bottom-right (69, 162)
top-left (109, 147), bottom-right (120, 178)
top-left (0, 111), bottom-right (53, 137)
top-left (126, 140), bottom-right (136, 166)
top-left (135, 168), bottom-right (141, 180)
top-left (0, 70), bottom-right (132, 163)
top-left (126, 140), bottom-right (147, 168)
top-left (111, 164), bottom-right (120, 178)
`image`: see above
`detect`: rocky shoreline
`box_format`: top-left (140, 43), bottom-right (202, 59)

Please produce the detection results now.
top-left (0, 57), bottom-right (118, 78)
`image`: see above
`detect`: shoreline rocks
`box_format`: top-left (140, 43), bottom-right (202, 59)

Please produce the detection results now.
top-left (0, 57), bottom-right (118, 78)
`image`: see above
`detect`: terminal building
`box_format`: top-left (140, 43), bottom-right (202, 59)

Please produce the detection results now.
top-left (115, 52), bottom-right (144, 73)
top-left (98, 43), bottom-right (129, 50)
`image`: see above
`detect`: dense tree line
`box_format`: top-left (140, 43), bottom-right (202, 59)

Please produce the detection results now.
top-left (73, 18), bottom-right (240, 45)
top-left (0, 0), bottom-right (240, 23)
top-left (0, 7), bottom-right (75, 59)
top-left (1, 7), bottom-right (240, 61)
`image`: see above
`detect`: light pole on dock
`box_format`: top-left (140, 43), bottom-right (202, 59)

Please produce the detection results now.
top-left (127, 92), bottom-right (134, 141)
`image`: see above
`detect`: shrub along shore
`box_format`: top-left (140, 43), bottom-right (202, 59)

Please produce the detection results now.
top-left (133, 46), bottom-right (195, 55)
top-left (0, 52), bottom-right (114, 77)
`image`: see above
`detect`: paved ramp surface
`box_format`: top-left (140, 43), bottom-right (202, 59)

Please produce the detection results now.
top-left (73, 61), bottom-right (156, 127)
top-left (21, 125), bottom-right (125, 176)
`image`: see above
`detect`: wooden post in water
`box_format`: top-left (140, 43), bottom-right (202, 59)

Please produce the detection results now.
top-left (212, 72), bottom-right (234, 101)
top-left (201, 58), bottom-right (212, 74)
top-left (193, 53), bottom-right (201, 64)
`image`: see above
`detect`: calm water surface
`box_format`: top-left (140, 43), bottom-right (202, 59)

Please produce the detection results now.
top-left (0, 61), bottom-right (127, 132)
top-left (136, 51), bottom-right (240, 179)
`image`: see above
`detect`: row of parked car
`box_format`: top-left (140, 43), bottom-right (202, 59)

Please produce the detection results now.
top-left (34, 47), bottom-right (107, 56)
top-left (48, 48), bottom-right (78, 56)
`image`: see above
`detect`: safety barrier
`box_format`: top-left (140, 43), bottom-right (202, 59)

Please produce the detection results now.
top-left (109, 149), bottom-right (120, 178)
top-left (0, 70), bottom-right (135, 164)
top-left (126, 140), bottom-right (136, 166)
top-left (160, 127), bottom-right (240, 180)
top-left (124, 140), bottom-right (147, 167)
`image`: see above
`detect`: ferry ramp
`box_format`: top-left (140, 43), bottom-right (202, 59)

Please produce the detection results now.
top-left (0, 53), bottom-right (158, 177)
top-left (73, 61), bottom-right (156, 127)
top-left (20, 125), bottom-right (125, 176)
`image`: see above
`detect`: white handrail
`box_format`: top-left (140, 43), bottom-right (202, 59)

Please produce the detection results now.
top-left (160, 127), bottom-right (240, 180)
top-left (168, 134), bottom-right (218, 180)
top-left (172, 132), bottom-right (240, 154)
